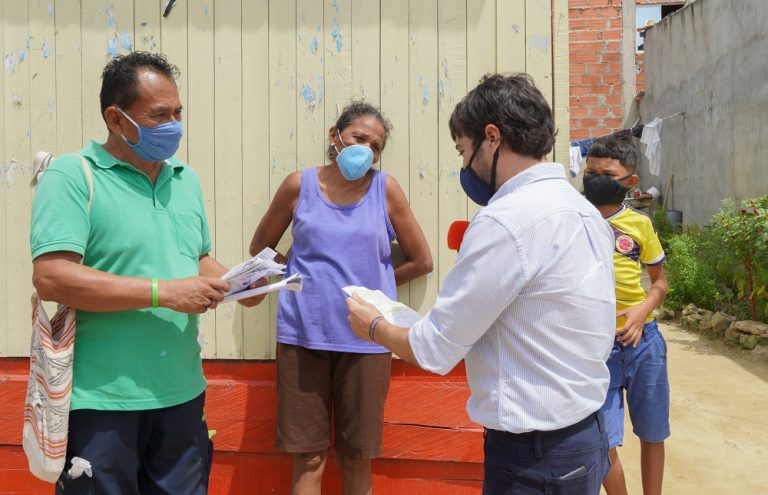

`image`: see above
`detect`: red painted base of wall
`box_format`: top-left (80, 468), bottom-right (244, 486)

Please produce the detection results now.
top-left (0, 358), bottom-right (483, 494)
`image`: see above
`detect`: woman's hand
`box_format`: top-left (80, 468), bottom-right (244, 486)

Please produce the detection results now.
top-left (237, 277), bottom-right (269, 308)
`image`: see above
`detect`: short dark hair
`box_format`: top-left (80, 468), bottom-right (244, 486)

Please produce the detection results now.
top-left (100, 51), bottom-right (180, 118)
top-left (449, 73), bottom-right (555, 158)
top-left (586, 134), bottom-right (638, 172)
top-left (327, 101), bottom-right (393, 161)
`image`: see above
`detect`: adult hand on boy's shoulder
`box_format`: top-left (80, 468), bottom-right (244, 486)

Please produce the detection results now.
top-left (617, 303), bottom-right (650, 347)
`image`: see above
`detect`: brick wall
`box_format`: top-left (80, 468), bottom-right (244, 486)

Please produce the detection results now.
top-left (569, 0), bottom-right (625, 140)
top-left (569, 0), bottom-right (684, 141)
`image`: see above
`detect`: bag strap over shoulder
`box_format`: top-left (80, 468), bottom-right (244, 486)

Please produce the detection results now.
top-left (30, 151), bottom-right (53, 188)
top-left (78, 154), bottom-right (94, 212)
top-left (31, 151), bottom-right (94, 212)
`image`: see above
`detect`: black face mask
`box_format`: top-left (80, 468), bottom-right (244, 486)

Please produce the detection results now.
top-left (582, 173), bottom-right (632, 206)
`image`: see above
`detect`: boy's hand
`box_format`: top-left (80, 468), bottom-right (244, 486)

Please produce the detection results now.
top-left (616, 303), bottom-right (650, 347)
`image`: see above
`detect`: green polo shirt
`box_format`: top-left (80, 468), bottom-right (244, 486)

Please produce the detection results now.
top-left (30, 141), bottom-right (211, 411)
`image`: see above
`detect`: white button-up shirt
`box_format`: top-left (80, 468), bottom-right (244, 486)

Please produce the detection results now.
top-left (409, 163), bottom-right (616, 433)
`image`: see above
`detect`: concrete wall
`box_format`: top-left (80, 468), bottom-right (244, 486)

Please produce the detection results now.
top-left (638, 0), bottom-right (768, 226)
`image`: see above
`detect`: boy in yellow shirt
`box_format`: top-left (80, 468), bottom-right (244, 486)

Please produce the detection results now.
top-left (583, 134), bottom-right (669, 495)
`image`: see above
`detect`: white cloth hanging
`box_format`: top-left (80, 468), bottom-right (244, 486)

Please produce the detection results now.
top-left (640, 117), bottom-right (663, 176)
top-left (569, 145), bottom-right (583, 178)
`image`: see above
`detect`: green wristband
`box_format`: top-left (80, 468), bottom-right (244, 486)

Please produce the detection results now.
top-left (151, 278), bottom-right (159, 308)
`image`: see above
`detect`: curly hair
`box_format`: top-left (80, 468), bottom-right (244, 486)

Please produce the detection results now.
top-left (327, 101), bottom-right (393, 161)
top-left (449, 73), bottom-right (555, 159)
top-left (100, 51), bottom-right (180, 118)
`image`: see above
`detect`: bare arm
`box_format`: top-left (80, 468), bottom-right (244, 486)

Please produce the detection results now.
top-left (33, 251), bottom-right (230, 314)
top-left (199, 253), bottom-right (228, 278)
top-left (643, 263), bottom-right (669, 311)
top-left (346, 294), bottom-right (418, 365)
top-left (617, 263), bottom-right (668, 346)
top-left (386, 175), bottom-right (433, 285)
top-left (249, 172), bottom-right (301, 258)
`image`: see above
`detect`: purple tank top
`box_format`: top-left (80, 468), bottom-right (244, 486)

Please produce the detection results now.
top-left (276, 167), bottom-right (396, 353)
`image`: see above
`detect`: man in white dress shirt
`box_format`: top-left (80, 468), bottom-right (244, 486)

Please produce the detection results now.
top-left (347, 73), bottom-right (616, 494)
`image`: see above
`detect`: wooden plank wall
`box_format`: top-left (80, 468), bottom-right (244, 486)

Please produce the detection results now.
top-left (0, 0), bottom-right (569, 359)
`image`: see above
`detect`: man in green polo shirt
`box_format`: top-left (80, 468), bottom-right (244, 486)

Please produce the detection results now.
top-left (30, 52), bottom-right (264, 494)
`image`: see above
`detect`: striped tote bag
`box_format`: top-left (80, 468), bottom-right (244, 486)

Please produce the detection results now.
top-left (24, 152), bottom-right (92, 482)
top-left (23, 295), bottom-right (76, 482)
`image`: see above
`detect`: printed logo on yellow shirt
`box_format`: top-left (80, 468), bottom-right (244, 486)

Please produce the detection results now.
top-left (609, 207), bottom-right (666, 326)
top-left (615, 234), bottom-right (635, 255)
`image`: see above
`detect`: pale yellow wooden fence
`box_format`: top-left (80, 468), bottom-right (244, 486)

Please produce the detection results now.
top-left (0, 0), bottom-right (569, 358)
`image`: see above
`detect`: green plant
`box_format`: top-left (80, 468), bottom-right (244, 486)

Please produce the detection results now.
top-left (664, 228), bottom-right (723, 310)
top-left (651, 206), bottom-right (677, 249)
top-left (659, 195), bottom-right (768, 322)
top-left (711, 196), bottom-right (768, 321)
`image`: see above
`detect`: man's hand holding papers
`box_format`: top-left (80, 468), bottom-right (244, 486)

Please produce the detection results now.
top-left (221, 248), bottom-right (303, 304)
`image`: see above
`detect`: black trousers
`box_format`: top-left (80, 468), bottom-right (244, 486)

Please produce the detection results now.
top-left (482, 412), bottom-right (610, 495)
top-left (56, 393), bottom-right (213, 495)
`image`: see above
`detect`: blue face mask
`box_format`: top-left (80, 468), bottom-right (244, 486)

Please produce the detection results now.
top-left (118, 108), bottom-right (183, 162)
top-left (460, 141), bottom-right (499, 206)
top-left (335, 132), bottom-right (374, 181)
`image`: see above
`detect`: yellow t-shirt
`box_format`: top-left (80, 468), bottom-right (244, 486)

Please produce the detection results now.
top-left (607, 206), bottom-right (665, 329)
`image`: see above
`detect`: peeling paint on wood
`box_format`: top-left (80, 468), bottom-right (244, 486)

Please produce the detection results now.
top-left (0, 0), bottom-right (565, 359)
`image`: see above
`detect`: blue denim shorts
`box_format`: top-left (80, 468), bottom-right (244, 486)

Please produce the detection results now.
top-left (601, 320), bottom-right (671, 448)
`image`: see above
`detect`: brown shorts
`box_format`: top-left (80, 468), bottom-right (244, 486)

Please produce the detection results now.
top-left (275, 342), bottom-right (392, 459)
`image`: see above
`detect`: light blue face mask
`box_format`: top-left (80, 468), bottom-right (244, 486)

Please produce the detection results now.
top-left (335, 131), bottom-right (374, 181)
top-left (118, 108), bottom-right (183, 162)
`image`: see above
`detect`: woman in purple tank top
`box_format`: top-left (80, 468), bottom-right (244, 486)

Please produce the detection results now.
top-left (249, 102), bottom-right (432, 494)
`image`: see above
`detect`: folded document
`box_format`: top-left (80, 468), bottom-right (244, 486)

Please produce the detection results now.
top-left (221, 247), bottom-right (303, 303)
top-left (342, 286), bottom-right (422, 327)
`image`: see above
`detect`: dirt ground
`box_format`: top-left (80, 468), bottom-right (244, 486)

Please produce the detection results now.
top-left (601, 322), bottom-right (768, 494)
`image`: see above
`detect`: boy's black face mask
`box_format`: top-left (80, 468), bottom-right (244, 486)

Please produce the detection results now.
top-left (582, 173), bottom-right (632, 206)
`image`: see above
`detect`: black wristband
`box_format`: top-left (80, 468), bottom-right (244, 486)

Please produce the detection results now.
top-left (368, 316), bottom-right (385, 343)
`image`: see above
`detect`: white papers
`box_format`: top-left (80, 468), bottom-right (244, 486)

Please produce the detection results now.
top-left (221, 247), bottom-right (303, 303)
top-left (342, 286), bottom-right (422, 328)
top-left (221, 247), bottom-right (284, 293)
top-left (222, 273), bottom-right (304, 303)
